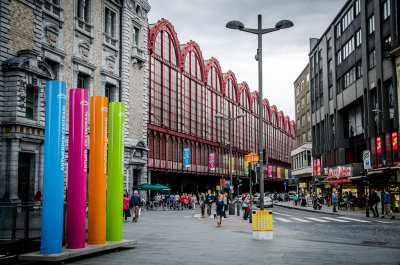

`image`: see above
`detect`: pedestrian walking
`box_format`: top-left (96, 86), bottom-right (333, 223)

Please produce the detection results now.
top-left (369, 189), bottom-right (380, 218)
top-left (130, 190), bottom-right (141, 222)
top-left (191, 194), bottom-right (197, 210)
top-left (390, 194), bottom-right (396, 212)
top-left (123, 194), bottom-right (131, 222)
top-left (199, 193), bottom-right (205, 217)
top-left (206, 190), bottom-right (214, 216)
top-left (381, 188), bottom-right (395, 219)
top-left (242, 195), bottom-right (250, 220)
top-left (215, 194), bottom-right (225, 227)
top-left (223, 192), bottom-right (228, 218)
top-left (293, 193), bottom-right (298, 206)
top-left (332, 191), bottom-right (338, 212)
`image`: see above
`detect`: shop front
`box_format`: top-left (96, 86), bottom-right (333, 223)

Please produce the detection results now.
top-left (328, 164), bottom-right (366, 198)
top-left (367, 169), bottom-right (400, 212)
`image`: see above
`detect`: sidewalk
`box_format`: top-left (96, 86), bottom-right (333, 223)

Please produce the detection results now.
top-left (274, 200), bottom-right (400, 220)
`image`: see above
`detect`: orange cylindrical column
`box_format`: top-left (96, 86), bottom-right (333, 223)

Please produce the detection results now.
top-left (88, 96), bottom-right (108, 245)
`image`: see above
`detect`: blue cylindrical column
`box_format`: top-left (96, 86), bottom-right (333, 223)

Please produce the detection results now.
top-left (40, 80), bottom-right (67, 254)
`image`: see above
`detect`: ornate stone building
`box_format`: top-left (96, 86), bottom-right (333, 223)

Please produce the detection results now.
top-left (0, 0), bottom-right (150, 201)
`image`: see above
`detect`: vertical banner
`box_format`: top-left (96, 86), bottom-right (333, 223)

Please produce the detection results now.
top-left (106, 102), bottom-right (125, 241)
top-left (392, 132), bottom-right (398, 165)
top-left (209, 153), bottom-right (215, 171)
top-left (40, 81), bottom-right (66, 254)
top-left (88, 96), bottom-right (108, 245)
top-left (377, 137), bottom-right (382, 167)
top-left (183, 147), bottom-right (190, 168)
top-left (229, 157), bottom-right (235, 172)
top-left (66, 89), bottom-right (89, 249)
top-left (313, 160), bottom-right (317, 176)
top-left (277, 167), bottom-right (281, 178)
top-left (244, 161), bottom-right (249, 175)
top-left (267, 166), bottom-right (272, 178)
top-left (317, 158), bottom-right (321, 176)
top-left (284, 169), bottom-right (288, 179)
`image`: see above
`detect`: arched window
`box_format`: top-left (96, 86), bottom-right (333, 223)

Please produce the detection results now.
top-left (161, 135), bottom-right (166, 160)
top-left (168, 137), bottom-right (173, 162)
top-left (155, 134), bottom-right (160, 160)
top-left (149, 30), bottom-right (179, 130)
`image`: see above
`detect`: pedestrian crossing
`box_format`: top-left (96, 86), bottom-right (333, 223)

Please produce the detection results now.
top-left (271, 213), bottom-right (372, 224)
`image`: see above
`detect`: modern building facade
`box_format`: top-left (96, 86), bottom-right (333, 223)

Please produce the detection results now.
top-left (0, 0), bottom-right (150, 201)
top-left (310, 0), bottom-right (400, 199)
top-left (147, 19), bottom-right (296, 193)
top-left (291, 64), bottom-right (313, 192)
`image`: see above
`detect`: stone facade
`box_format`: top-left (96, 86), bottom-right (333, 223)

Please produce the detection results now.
top-left (0, 0), bottom-right (150, 201)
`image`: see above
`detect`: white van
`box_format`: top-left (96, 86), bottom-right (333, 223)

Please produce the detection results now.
top-left (288, 191), bottom-right (296, 200)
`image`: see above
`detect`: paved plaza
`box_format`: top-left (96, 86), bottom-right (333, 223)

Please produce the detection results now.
top-left (20, 206), bottom-right (397, 265)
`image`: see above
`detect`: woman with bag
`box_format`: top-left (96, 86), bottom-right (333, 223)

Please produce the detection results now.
top-left (242, 195), bottom-right (250, 220)
top-left (199, 193), bottom-right (205, 217)
top-left (123, 194), bottom-right (131, 222)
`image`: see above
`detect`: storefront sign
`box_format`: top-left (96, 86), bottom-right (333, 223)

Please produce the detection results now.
top-left (328, 165), bottom-right (353, 184)
top-left (209, 153), bottom-right (215, 171)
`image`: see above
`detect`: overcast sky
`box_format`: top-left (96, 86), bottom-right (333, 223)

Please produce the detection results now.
top-left (148, 0), bottom-right (347, 120)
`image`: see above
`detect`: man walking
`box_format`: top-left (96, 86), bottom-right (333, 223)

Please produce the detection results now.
top-left (381, 188), bottom-right (395, 219)
top-left (332, 191), bottom-right (338, 212)
top-left (130, 190), bottom-right (141, 222)
top-left (369, 189), bottom-right (380, 218)
top-left (205, 190), bottom-right (214, 216)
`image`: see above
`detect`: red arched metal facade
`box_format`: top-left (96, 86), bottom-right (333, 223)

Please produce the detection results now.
top-left (147, 19), bottom-right (296, 183)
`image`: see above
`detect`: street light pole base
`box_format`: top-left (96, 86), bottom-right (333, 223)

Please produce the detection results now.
top-left (253, 231), bottom-right (273, 240)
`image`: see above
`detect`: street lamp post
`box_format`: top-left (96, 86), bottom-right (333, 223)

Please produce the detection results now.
top-left (226, 15), bottom-right (293, 210)
top-left (215, 111), bottom-right (245, 214)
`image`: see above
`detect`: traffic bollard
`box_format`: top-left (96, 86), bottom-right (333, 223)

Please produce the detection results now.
top-left (237, 203), bottom-right (240, 216)
top-left (366, 200), bottom-right (369, 217)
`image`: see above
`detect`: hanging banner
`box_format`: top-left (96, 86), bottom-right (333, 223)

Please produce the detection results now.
top-left (40, 81), bottom-right (66, 254)
top-left (66, 89), bottom-right (89, 249)
top-left (209, 153), bottom-right (215, 171)
top-left (317, 158), bottom-right (321, 176)
top-left (267, 165), bottom-right (272, 178)
top-left (106, 102), bottom-right (125, 241)
top-left (88, 96), bottom-right (108, 245)
top-left (277, 167), bottom-right (281, 178)
top-left (313, 160), bottom-right (317, 176)
top-left (244, 161), bottom-right (249, 175)
top-left (392, 132), bottom-right (398, 165)
top-left (377, 137), bottom-right (382, 167)
top-left (229, 157), bottom-right (235, 172)
top-left (183, 147), bottom-right (190, 168)
top-left (284, 169), bottom-right (288, 179)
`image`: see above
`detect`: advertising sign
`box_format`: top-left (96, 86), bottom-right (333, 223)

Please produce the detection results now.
top-left (377, 137), bottom-right (382, 167)
top-left (313, 160), bottom-right (317, 176)
top-left (392, 132), bottom-right (398, 165)
top-left (244, 161), bottom-right (249, 175)
top-left (209, 153), bottom-right (215, 171)
top-left (317, 158), bottom-right (321, 176)
top-left (277, 167), bottom-right (281, 178)
top-left (267, 165), bottom-right (272, 178)
top-left (183, 148), bottom-right (190, 168)
top-left (284, 169), bottom-right (288, 179)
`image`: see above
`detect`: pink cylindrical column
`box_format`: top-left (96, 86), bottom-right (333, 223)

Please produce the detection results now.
top-left (66, 88), bottom-right (89, 249)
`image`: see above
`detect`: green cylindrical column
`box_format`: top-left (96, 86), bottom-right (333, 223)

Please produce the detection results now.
top-left (106, 102), bottom-right (125, 241)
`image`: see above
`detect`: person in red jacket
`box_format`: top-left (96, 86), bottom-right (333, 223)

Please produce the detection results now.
top-left (180, 194), bottom-right (185, 210)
